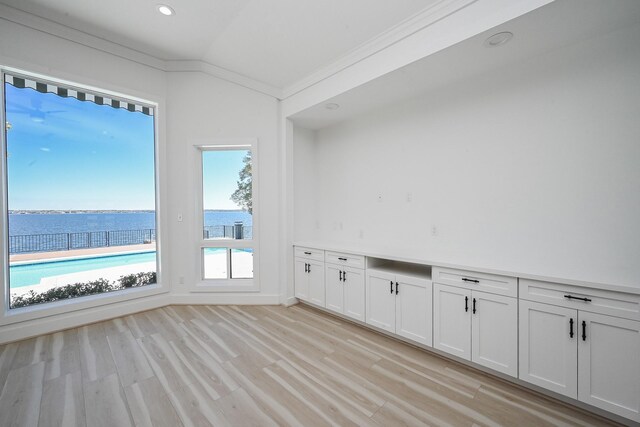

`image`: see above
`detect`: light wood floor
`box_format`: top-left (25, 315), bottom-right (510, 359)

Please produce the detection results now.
top-left (0, 304), bottom-right (621, 427)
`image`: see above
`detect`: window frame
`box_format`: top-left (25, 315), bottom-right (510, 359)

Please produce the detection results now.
top-left (193, 139), bottom-right (259, 292)
top-left (0, 67), bottom-right (167, 325)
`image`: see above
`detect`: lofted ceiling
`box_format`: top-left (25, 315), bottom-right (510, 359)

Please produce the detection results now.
top-left (0, 0), bottom-right (438, 89)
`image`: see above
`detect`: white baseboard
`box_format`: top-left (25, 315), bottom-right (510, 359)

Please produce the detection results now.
top-left (169, 293), bottom-right (281, 305)
top-left (0, 293), bottom-right (170, 345)
top-left (281, 296), bottom-right (299, 307)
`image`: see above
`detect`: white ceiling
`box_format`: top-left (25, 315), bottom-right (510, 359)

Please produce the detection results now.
top-left (0, 0), bottom-right (438, 89)
top-left (291, 0), bottom-right (640, 129)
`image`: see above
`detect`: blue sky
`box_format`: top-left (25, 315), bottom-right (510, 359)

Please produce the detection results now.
top-left (202, 150), bottom-right (249, 210)
top-left (5, 84), bottom-right (246, 211)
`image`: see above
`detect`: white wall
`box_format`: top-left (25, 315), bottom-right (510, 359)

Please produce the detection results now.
top-left (294, 23), bottom-right (640, 289)
top-left (0, 18), bottom-right (280, 342)
top-left (166, 71), bottom-right (280, 302)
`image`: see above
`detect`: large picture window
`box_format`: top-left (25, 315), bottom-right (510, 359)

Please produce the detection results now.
top-left (3, 72), bottom-right (158, 309)
top-left (198, 144), bottom-right (256, 289)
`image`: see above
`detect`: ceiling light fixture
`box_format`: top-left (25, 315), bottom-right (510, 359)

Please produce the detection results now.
top-left (325, 103), bottom-right (340, 110)
top-left (157, 4), bottom-right (175, 16)
top-left (484, 31), bottom-right (513, 48)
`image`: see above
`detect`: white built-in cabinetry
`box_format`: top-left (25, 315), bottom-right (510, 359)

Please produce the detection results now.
top-left (366, 263), bottom-right (432, 346)
top-left (325, 251), bottom-right (366, 321)
top-left (432, 267), bottom-right (518, 377)
top-left (293, 247), bottom-right (325, 306)
top-left (519, 279), bottom-right (640, 422)
top-left (292, 245), bottom-right (640, 423)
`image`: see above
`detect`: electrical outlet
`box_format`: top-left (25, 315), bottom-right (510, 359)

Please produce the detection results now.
top-left (431, 226), bottom-right (438, 236)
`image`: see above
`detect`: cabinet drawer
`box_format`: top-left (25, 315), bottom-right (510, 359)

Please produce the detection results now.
top-left (294, 246), bottom-right (325, 262)
top-left (520, 279), bottom-right (640, 321)
top-left (432, 267), bottom-right (517, 297)
top-left (325, 251), bottom-right (365, 269)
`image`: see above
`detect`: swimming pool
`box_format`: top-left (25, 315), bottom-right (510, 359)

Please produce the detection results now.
top-left (10, 251), bottom-right (157, 288)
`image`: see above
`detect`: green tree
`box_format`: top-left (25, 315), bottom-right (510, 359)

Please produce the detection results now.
top-left (231, 152), bottom-right (252, 214)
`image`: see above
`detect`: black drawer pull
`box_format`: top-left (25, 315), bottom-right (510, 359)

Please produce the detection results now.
top-left (304, 251), bottom-right (312, 255)
top-left (569, 318), bottom-right (574, 338)
top-left (338, 257), bottom-right (348, 261)
top-left (472, 298), bottom-right (477, 314)
top-left (307, 264), bottom-right (311, 274)
top-left (343, 271), bottom-right (347, 282)
top-left (465, 296), bottom-right (469, 312)
top-left (462, 278), bottom-right (480, 283)
top-left (582, 320), bottom-right (587, 341)
top-left (339, 270), bottom-right (343, 281)
top-left (395, 282), bottom-right (399, 295)
top-left (390, 281), bottom-right (393, 294)
top-left (564, 295), bottom-right (592, 302)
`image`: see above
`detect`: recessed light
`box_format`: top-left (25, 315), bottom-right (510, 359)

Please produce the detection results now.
top-left (484, 32), bottom-right (513, 48)
top-left (158, 5), bottom-right (175, 16)
top-left (325, 103), bottom-right (340, 110)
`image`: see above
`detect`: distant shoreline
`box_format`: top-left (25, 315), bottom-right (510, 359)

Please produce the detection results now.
top-left (9, 209), bottom-right (245, 214)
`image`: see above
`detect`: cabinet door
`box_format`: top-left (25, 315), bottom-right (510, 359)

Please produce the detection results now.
top-left (294, 258), bottom-right (309, 302)
top-left (578, 312), bottom-right (640, 422)
top-left (366, 270), bottom-right (396, 333)
top-left (433, 284), bottom-right (471, 360)
top-left (395, 275), bottom-right (432, 346)
top-left (343, 267), bottom-right (365, 322)
top-left (307, 260), bottom-right (325, 307)
top-left (471, 291), bottom-right (518, 377)
top-left (325, 264), bottom-right (344, 314)
top-left (519, 300), bottom-right (577, 398)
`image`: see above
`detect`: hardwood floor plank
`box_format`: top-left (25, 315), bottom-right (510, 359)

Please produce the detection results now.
top-left (168, 382), bottom-right (231, 427)
top-left (215, 387), bottom-right (278, 427)
top-left (44, 330), bottom-right (81, 382)
top-left (39, 371), bottom-right (85, 427)
top-left (107, 330), bottom-right (154, 387)
top-left (0, 343), bottom-right (19, 390)
top-left (124, 376), bottom-right (183, 427)
top-left (83, 373), bottom-right (133, 427)
top-left (78, 323), bottom-right (117, 383)
top-left (137, 334), bottom-right (198, 394)
top-left (0, 361), bottom-right (45, 427)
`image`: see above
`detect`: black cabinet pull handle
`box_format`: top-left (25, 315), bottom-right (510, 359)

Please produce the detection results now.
top-left (304, 263), bottom-right (308, 273)
top-left (338, 257), bottom-right (348, 261)
top-left (564, 294), bottom-right (592, 302)
top-left (462, 278), bottom-right (480, 283)
top-left (569, 318), bottom-right (574, 338)
top-left (307, 264), bottom-right (311, 273)
top-left (472, 298), bottom-right (477, 314)
top-left (343, 271), bottom-right (347, 282)
top-left (395, 282), bottom-right (399, 295)
top-left (390, 281), bottom-right (393, 293)
top-left (339, 270), bottom-right (343, 281)
top-left (582, 321), bottom-right (587, 341)
top-left (304, 251), bottom-right (312, 255)
top-left (465, 296), bottom-right (469, 312)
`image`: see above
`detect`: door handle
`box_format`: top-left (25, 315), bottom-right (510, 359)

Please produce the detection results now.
top-left (395, 282), bottom-right (399, 295)
top-left (564, 294), bottom-right (592, 302)
top-left (582, 320), bottom-right (587, 341)
top-left (465, 296), bottom-right (468, 312)
top-left (472, 298), bottom-right (477, 314)
top-left (339, 270), bottom-right (343, 281)
top-left (569, 318), bottom-right (574, 338)
top-left (343, 271), bottom-right (347, 282)
top-left (390, 281), bottom-right (393, 294)
top-left (307, 264), bottom-right (311, 273)
top-left (304, 263), bottom-right (308, 273)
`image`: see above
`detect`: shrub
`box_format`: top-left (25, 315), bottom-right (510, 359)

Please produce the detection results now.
top-left (10, 271), bottom-right (157, 309)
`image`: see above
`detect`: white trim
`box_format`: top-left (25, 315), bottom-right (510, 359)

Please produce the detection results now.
top-left (192, 138), bottom-right (260, 293)
top-left (170, 294), bottom-right (279, 305)
top-left (1, 67), bottom-right (168, 325)
top-left (281, 0), bottom-right (477, 98)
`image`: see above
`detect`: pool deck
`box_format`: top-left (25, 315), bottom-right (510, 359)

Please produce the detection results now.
top-left (9, 243), bottom-right (156, 263)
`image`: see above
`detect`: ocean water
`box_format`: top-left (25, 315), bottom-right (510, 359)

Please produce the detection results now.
top-left (8, 211), bottom-right (252, 236)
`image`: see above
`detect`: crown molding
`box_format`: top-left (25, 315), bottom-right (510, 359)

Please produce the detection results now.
top-left (281, 0), bottom-right (478, 99)
top-left (0, 3), bottom-right (282, 99)
top-left (164, 60), bottom-right (282, 98)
